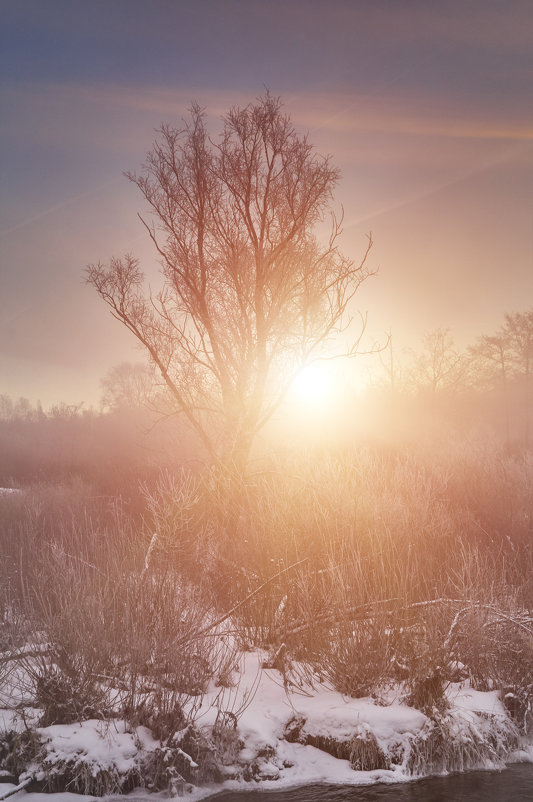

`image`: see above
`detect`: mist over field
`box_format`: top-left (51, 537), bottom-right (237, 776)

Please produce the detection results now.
top-left (1, 306), bottom-right (532, 794)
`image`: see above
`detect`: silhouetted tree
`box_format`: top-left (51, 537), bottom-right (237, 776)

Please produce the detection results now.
top-left (87, 94), bottom-right (372, 473)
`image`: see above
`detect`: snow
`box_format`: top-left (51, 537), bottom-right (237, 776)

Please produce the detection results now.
top-left (447, 683), bottom-right (507, 716)
top-left (0, 788), bottom-right (216, 802)
top-left (291, 690), bottom-right (427, 742)
top-left (185, 650), bottom-right (529, 793)
top-left (0, 709), bottom-right (20, 732)
top-left (0, 789), bottom-right (93, 802)
top-left (33, 720), bottom-right (158, 777)
top-left (1, 649), bottom-right (532, 801)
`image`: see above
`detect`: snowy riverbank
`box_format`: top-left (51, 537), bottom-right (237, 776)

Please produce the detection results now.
top-left (2, 650), bottom-right (532, 800)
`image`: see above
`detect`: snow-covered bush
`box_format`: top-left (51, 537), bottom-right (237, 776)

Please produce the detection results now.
top-left (406, 708), bottom-right (519, 775)
top-left (452, 606), bottom-right (533, 733)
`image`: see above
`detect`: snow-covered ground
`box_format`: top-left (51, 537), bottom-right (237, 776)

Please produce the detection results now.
top-left (1, 650), bottom-right (531, 801)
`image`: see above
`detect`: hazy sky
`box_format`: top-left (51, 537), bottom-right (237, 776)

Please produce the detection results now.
top-left (1, 0), bottom-right (532, 407)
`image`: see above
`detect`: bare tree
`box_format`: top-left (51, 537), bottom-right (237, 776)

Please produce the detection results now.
top-left (470, 332), bottom-right (514, 447)
top-left (100, 362), bottom-right (153, 412)
top-left (87, 94), bottom-right (372, 472)
top-left (409, 328), bottom-right (470, 400)
top-left (503, 310), bottom-right (533, 448)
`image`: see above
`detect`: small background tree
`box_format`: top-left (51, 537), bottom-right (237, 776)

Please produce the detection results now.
top-left (409, 328), bottom-right (470, 402)
top-left (87, 93), bottom-right (372, 474)
top-left (100, 362), bottom-right (153, 412)
top-left (504, 310), bottom-right (533, 448)
top-left (469, 313), bottom-right (531, 449)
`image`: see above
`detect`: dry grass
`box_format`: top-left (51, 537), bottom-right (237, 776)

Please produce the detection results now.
top-left (0, 438), bottom-right (531, 785)
top-left (212, 444), bottom-right (533, 708)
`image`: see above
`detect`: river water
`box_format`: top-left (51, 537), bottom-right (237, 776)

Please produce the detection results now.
top-left (210, 763), bottom-right (533, 801)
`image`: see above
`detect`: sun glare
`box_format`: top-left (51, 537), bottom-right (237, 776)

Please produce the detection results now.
top-left (290, 362), bottom-right (333, 405)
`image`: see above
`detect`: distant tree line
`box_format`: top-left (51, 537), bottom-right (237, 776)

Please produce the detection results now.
top-left (369, 309), bottom-right (532, 450)
top-left (0, 381), bottom-right (197, 492)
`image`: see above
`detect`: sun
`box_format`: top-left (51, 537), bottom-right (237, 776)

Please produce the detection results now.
top-left (288, 358), bottom-right (368, 411)
top-left (290, 362), bottom-right (333, 405)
